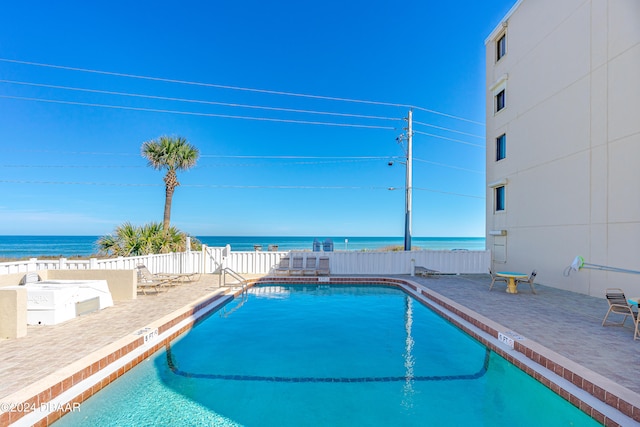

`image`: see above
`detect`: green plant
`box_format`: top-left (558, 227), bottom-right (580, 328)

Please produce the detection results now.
top-left (97, 222), bottom-right (201, 257)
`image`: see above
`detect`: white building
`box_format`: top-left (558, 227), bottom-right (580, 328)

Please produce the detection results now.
top-left (485, 0), bottom-right (640, 297)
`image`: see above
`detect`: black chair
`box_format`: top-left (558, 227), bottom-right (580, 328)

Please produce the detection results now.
top-left (515, 270), bottom-right (537, 294)
top-left (602, 288), bottom-right (637, 328)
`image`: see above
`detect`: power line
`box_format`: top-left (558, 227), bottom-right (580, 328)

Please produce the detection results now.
top-left (0, 179), bottom-right (484, 199)
top-left (0, 57), bottom-right (485, 126)
top-left (0, 79), bottom-right (402, 123)
top-left (0, 179), bottom-right (391, 190)
top-left (0, 79), bottom-right (486, 139)
top-left (1, 164), bottom-right (143, 169)
top-left (413, 187), bottom-right (485, 199)
top-left (412, 120), bottom-right (484, 139)
top-left (413, 130), bottom-right (485, 148)
top-left (0, 180), bottom-right (160, 187)
top-left (203, 155), bottom-right (392, 160)
top-left (0, 158), bottom-right (387, 169)
top-left (1, 95), bottom-right (488, 146)
top-left (2, 154), bottom-right (482, 174)
top-left (0, 95), bottom-right (397, 130)
top-left (410, 106), bottom-right (484, 126)
top-left (413, 158), bottom-right (483, 174)
top-left (3, 149), bottom-right (396, 160)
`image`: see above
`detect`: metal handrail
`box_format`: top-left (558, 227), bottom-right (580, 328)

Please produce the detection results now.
top-left (221, 267), bottom-right (248, 294)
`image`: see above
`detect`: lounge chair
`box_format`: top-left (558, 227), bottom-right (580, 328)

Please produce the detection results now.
top-left (515, 270), bottom-right (537, 294)
top-left (415, 266), bottom-right (440, 278)
top-left (635, 309), bottom-right (640, 341)
top-left (488, 268), bottom-right (508, 291)
top-left (135, 266), bottom-right (174, 295)
top-left (602, 288), bottom-right (637, 327)
top-left (136, 264), bottom-right (198, 283)
top-left (274, 257), bottom-right (291, 275)
top-left (303, 256), bottom-right (317, 276)
top-left (317, 257), bottom-right (330, 276)
top-left (289, 256), bottom-right (304, 276)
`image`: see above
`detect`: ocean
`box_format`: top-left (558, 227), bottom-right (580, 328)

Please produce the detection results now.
top-left (0, 235), bottom-right (486, 260)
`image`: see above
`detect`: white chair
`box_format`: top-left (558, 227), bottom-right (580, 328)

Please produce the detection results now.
top-left (274, 257), bottom-right (290, 275)
top-left (317, 257), bottom-right (330, 276)
top-left (289, 256), bottom-right (304, 276)
top-left (303, 256), bottom-right (317, 276)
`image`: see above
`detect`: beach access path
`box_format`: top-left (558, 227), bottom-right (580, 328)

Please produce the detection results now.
top-left (0, 273), bottom-right (638, 407)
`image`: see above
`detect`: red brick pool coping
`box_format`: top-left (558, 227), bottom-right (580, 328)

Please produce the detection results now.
top-left (1, 276), bottom-right (638, 426)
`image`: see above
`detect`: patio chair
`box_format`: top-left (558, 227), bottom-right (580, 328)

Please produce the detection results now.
top-left (488, 269), bottom-right (508, 291)
top-left (515, 270), bottom-right (537, 294)
top-left (317, 257), bottom-right (330, 276)
top-left (289, 256), bottom-right (304, 276)
top-left (136, 264), bottom-right (198, 283)
top-left (635, 310), bottom-right (640, 341)
top-left (415, 266), bottom-right (440, 278)
top-left (602, 288), bottom-right (637, 327)
top-left (303, 256), bottom-right (318, 276)
top-left (135, 266), bottom-right (174, 295)
top-left (274, 257), bottom-right (291, 275)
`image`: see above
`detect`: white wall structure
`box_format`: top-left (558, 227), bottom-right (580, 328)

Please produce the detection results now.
top-left (485, 0), bottom-right (640, 296)
top-left (0, 247), bottom-right (491, 277)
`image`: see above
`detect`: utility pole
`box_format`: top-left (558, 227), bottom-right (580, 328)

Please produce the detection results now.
top-left (404, 109), bottom-right (413, 251)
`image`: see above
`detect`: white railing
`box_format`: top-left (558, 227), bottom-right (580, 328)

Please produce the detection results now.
top-left (1, 246), bottom-right (490, 277)
top-left (288, 250), bottom-right (490, 275)
top-left (222, 250), bottom-right (286, 274)
top-left (0, 250), bottom-right (206, 275)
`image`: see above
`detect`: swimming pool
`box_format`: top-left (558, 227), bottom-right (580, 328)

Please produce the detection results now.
top-left (55, 284), bottom-right (599, 426)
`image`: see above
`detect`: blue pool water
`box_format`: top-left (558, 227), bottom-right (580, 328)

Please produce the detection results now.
top-left (56, 285), bottom-right (598, 426)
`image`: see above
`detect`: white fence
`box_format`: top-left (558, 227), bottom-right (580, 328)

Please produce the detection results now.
top-left (1, 246), bottom-right (490, 277)
top-left (289, 250), bottom-right (490, 275)
top-left (0, 251), bottom-right (205, 276)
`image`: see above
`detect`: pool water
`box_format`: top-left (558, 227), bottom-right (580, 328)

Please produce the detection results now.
top-left (56, 285), bottom-right (599, 426)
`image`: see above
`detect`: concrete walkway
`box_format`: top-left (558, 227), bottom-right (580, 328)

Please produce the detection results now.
top-left (1, 273), bottom-right (638, 409)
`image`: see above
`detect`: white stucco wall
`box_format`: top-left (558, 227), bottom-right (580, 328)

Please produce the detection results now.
top-left (485, 0), bottom-right (640, 297)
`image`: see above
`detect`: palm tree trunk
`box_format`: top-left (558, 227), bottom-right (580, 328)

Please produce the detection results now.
top-left (163, 169), bottom-right (179, 231)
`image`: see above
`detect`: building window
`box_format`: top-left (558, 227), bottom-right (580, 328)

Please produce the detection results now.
top-left (496, 34), bottom-right (506, 61)
top-left (496, 90), bottom-right (506, 112)
top-left (496, 134), bottom-right (506, 161)
top-left (495, 186), bottom-right (505, 212)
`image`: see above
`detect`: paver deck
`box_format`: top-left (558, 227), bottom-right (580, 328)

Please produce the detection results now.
top-left (407, 274), bottom-right (640, 396)
top-left (1, 273), bottom-right (639, 421)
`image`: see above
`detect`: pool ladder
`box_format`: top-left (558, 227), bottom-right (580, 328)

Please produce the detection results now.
top-left (221, 267), bottom-right (249, 295)
top-left (219, 267), bottom-right (249, 318)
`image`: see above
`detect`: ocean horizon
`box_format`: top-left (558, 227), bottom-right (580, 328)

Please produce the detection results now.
top-left (0, 235), bottom-right (486, 260)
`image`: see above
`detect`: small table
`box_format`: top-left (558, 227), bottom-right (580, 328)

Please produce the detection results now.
top-left (496, 272), bottom-right (528, 294)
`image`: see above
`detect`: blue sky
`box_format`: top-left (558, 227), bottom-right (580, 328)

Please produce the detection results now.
top-left (0, 0), bottom-right (516, 237)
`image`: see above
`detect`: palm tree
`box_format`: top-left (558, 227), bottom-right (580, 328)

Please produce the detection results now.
top-left (141, 135), bottom-right (199, 231)
top-left (96, 222), bottom-right (201, 257)
top-left (97, 222), bottom-right (142, 257)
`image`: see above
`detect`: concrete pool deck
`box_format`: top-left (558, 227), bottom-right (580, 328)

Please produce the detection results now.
top-left (1, 273), bottom-right (639, 425)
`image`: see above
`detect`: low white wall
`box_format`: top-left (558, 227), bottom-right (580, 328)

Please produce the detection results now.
top-left (46, 270), bottom-right (137, 301)
top-left (1, 247), bottom-right (491, 276)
